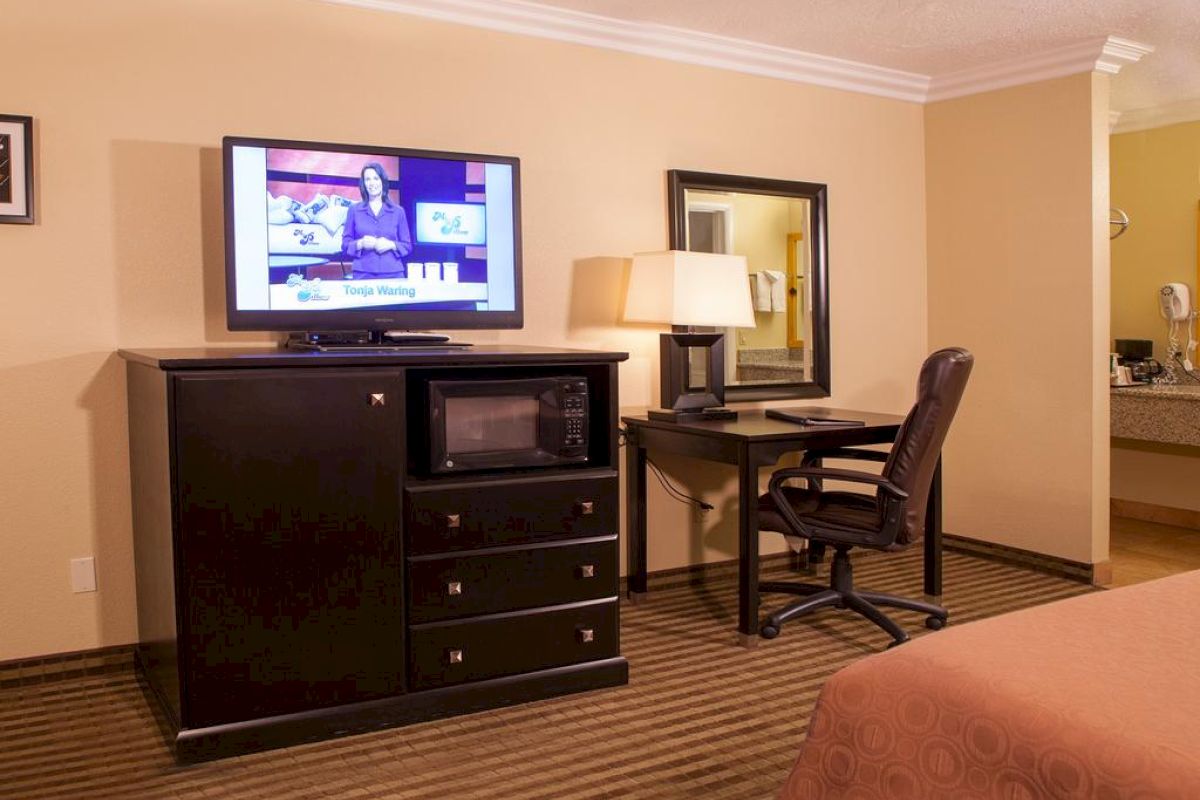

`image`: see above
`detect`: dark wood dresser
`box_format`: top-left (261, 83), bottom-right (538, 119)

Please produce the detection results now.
top-left (119, 345), bottom-right (628, 761)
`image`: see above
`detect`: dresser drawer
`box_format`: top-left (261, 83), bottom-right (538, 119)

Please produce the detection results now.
top-left (408, 537), bottom-right (617, 623)
top-left (405, 474), bottom-right (616, 554)
top-left (408, 599), bottom-right (618, 690)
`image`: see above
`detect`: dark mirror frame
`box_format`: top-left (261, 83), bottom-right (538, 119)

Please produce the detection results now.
top-left (667, 170), bottom-right (831, 401)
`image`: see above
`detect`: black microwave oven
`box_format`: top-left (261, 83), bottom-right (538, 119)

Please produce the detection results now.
top-left (428, 377), bottom-right (589, 473)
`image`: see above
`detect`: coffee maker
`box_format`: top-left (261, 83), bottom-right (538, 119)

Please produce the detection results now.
top-left (1114, 339), bottom-right (1163, 384)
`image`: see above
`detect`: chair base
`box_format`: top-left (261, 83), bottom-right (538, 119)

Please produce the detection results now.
top-left (759, 548), bottom-right (947, 646)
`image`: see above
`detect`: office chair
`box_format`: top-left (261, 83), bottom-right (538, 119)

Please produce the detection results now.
top-left (756, 347), bottom-right (974, 646)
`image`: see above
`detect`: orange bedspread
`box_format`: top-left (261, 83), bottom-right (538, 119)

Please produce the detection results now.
top-left (780, 570), bottom-right (1200, 799)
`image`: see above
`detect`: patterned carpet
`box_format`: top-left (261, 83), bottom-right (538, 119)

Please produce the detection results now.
top-left (0, 549), bottom-right (1093, 799)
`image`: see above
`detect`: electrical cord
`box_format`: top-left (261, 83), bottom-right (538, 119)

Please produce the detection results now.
top-left (617, 426), bottom-right (713, 511)
top-left (1158, 320), bottom-right (1181, 385)
top-left (646, 458), bottom-right (714, 511)
top-left (1173, 353), bottom-right (1200, 383)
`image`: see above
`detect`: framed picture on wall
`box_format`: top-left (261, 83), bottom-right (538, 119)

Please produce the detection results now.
top-left (0, 115), bottom-right (34, 224)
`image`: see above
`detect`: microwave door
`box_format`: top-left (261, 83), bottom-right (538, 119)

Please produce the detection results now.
top-left (430, 379), bottom-right (560, 473)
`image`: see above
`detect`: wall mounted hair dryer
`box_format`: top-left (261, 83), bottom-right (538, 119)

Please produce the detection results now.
top-left (1159, 283), bottom-right (1191, 321)
top-left (1160, 283), bottom-right (1196, 373)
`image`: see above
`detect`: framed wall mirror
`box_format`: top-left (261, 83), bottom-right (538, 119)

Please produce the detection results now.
top-left (668, 170), bottom-right (830, 401)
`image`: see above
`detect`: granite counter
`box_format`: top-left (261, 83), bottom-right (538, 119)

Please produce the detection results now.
top-left (1111, 383), bottom-right (1200, 446)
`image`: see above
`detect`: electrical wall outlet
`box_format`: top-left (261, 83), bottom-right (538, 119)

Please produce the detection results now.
top-left (70, 557), bottom-right (97, 593)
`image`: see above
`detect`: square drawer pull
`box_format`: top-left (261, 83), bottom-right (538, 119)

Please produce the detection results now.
top-left (447, 580), bottom-right (463, 596)
top-left (577, 501), bottom-right (595, 515)
top-left (577, 628), bottom-right (595, 644)
top-left (447, 648), bottom-right (464, 665)
top-left (443, 513), bottom-right (461, 530)
top-left (578, 564), bottom-right (596, 579)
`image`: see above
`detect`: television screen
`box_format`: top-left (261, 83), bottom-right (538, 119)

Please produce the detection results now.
top-left (414, 202), bottom-right (487, 245)
top-left (223, 136), bottom-right (522, 333)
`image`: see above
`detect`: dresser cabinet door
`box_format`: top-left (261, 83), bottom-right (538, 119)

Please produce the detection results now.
top-left (172, 369), bottom-right (404, 728)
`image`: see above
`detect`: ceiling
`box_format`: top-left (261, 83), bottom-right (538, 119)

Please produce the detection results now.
top-left (524, 0), bottom-right (1200, 114)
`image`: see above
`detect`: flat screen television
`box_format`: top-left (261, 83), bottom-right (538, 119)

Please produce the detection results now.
top-left (223, 136), bottom-right (522, 342)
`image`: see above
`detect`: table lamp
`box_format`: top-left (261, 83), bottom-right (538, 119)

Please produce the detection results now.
top-left (624, 250), bottom-right (755, 422)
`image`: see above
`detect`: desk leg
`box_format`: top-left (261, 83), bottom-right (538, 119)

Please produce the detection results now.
top-left (924, 457), bottom-right (943, 598)
top-left (737, 446), bottom-right (760, 648)
top-left (626, 437), bottom-right (648, 603)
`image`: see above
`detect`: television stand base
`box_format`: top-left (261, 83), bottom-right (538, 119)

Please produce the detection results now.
top-left (382, 330), bottom-right (451, 344)
top-left (285, 331), bottom-right (470, 352)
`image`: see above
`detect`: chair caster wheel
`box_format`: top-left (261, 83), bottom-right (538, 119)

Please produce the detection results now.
top-left (925, 616), bottom-right (946, 630)
top-left (760, 624), bottom-right (780, 640)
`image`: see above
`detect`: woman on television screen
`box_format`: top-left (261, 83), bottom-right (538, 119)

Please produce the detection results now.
top-left (341, 161), bottom-right (413, 279)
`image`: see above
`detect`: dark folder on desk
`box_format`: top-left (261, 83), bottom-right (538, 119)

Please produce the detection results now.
top-left (765, 408), bottom-right (866, 427)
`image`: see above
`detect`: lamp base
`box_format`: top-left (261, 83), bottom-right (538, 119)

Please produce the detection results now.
top-left (648, 407), bottom-right (738, 423)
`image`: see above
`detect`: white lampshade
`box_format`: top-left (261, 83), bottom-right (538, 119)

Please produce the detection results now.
top-left (623, 250), bottom-right (756, 328)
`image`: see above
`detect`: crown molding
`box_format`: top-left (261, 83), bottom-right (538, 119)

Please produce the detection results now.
top-left (320, 0), bottom-right (930, 102)
top-left (320, 1), bottom-right (1152, 107)
top-left (1097, 37), bottom-right (1157, 72)
top-left (1112, 97), bottom-right (1200, 134)
top-left (927, 36), bottom-right (1153, 102)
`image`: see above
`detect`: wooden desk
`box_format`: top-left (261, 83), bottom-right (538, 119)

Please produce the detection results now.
top-left (622, 407), bottom-right (942, 646)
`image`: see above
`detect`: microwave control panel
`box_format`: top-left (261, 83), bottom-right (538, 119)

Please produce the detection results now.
top-left (559, 379), bottom-right (589, 450)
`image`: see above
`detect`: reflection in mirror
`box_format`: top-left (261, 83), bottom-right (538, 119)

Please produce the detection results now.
top-left (669, 171), bottom-right (829, 401)
top-left (684, 190), bottom-right (813, 385)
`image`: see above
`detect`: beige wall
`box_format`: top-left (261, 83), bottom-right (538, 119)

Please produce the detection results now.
top-left (1110, 120), bottom-right (1200, 509)
top-left (1, 0), bottom-right (929, 660)
top-left (1110, 120), bottom-right (1200, 354)
top-left (925, 73), bottom-right (1111, 564)
top-left (1090, 76), bottom-right (1114, 563)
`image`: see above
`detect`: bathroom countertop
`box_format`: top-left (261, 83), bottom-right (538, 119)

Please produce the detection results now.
top-left (1111, 382), bottom-right (1200, 446)
top-left (1111, 382), bottom-right (1200, 401)
top-left (735, 350), bottom-right (809, 384)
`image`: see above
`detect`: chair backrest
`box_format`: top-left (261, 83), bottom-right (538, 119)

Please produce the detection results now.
top-left (883, 347), bottom-right (974, 544)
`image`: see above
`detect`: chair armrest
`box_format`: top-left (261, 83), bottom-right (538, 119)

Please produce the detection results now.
top-left (769, 466), bottom-right (909, 500)
top-left (766, 466), bottom-right (910, 548)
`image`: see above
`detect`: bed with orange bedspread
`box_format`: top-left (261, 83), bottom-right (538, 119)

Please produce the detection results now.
top-left (780, 570), bottom-right (1200, 799)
